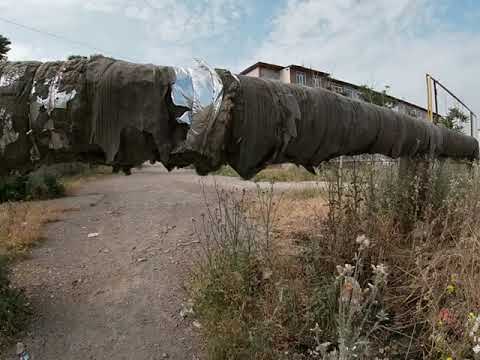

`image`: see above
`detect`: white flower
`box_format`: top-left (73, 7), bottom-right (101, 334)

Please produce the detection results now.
top-left (356, 235), bottom-right (371, 250)
top-left (336, 263), bottom-right (354, 277)
top-left (473, 344), bottom-right (480, 354)
top-left (376, 310), bottom-right (389, 322)
top-left (470, 317), bottom-right (480, 337)
top-left (371, 264), bottom-right (388, 277)
top-left (310, 323), bottom-right (321, 333)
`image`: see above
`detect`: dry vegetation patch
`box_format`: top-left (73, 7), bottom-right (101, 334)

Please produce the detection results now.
top-left (214, 165), bottom-right (319, 182)
top-left (254, 165), bottom-right (318, 183)
top-left (270, 191), bottom-right (327, 257)
top-left (62, 165), bottom-right (112, 195)
top-left (190, 160), bottom-right (480, 359)
top-left (0, 163), bottom-right (105, 348)
top-left (0, 201), bottom-right (64, 348)
top-left (0, 202), bottom-right (63, 259)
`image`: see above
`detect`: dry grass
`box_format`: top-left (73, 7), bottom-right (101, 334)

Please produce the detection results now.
top-left (0, 166), bottom-right (110, 256)
top-left (214, 164), bottom-right (319, 182)
top-left (302, 159), bottom-right (480, 358)
top-left (62, 165), bottom-right (112, 195)
top-left (191, 159), bottom-right (480, 359)
top-left (254, 165), bottom-right (318, 182)
top-left (0, 202), bottom-right (63, 259)
top-left (269, 191), bottom-right (327, 257)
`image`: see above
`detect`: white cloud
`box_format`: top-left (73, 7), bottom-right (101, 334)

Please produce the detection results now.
top-left (124, 5), bottom-right (150, 20)
top-left (135, 0), bottom-right (247, 44)
top-left (250, 0), bottom-right (479, 114)
top-left (3, 0), bottom-right (477, 117)
top-left (2, 0), bottom-right (250, 65)
top-left (83, 1), bottom-right (119, 13)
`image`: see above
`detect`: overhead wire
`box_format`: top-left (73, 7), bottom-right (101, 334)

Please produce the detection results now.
top-left (0, 16), bottom-right (115, 56)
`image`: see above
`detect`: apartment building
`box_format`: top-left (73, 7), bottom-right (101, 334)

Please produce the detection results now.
top-left (240, 62), bottom-right (428, 120)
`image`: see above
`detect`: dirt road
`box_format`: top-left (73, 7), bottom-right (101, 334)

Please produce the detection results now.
top-left (5, 166), bottom-right (321, 359)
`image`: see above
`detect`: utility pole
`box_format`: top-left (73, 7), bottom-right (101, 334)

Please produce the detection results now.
top-left (426, 74), bottom-right (433, 122)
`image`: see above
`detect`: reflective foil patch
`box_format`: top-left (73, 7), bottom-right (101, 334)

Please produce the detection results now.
top-left (171, 60), bottom-right (223, 125)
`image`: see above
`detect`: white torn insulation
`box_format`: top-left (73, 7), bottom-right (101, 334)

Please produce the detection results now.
top-left (0, 108), bottom-right (19, 154)
top-left (30, 68), bottom-right (77, 123)
top-left (0, 67), bottom-right (25, 88)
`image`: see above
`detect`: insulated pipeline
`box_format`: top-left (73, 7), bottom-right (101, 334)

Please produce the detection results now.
top-left (0, 56), bottom-right (478, 178)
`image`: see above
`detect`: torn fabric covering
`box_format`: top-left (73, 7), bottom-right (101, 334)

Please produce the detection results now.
top-left (29, 59), bottom-right (88, 155)
top-left (0, 61), bottom-right (41, 175)
top-left (1, 56), bottom-right (181, 175)
top-left (0, 107), bottom-right (19, 154)
top-left (88, 57), bottom-right (176, 165)
top-left (224, 75), bottom-right (479, 178)
top-left (0, 56), bottom-right (478, 178)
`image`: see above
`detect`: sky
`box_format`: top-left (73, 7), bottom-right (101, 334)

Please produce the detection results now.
top-left (0, 0), bottom-right (479, 114)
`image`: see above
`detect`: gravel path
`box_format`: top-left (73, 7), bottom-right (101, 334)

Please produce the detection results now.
top-left (5, 166), bottom-right (323, 359)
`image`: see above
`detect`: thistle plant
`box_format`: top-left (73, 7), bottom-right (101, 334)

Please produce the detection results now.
top-left (309, 235), bottom-right (389, 359)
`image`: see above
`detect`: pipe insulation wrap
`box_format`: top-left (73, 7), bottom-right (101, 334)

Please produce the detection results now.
top-left (0, 57), bottom-right (478, 177)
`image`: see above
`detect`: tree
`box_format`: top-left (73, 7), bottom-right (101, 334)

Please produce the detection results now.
top-left (358, 85), bottom-right (397, 109)
top-left (67, 55), bottom-right (87, 61)
top-left (0, 35), bottom-right (11, 61)
top-left (439, 107), bottom-right (469, 132)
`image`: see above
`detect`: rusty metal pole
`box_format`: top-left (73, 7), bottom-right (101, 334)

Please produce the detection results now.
top-left (433, 80), bottom-right (439, 124)
top-left (471, 112), bottom-right (475, 138)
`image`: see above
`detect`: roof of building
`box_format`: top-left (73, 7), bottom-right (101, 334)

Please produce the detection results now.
top-left (285, 65), bottom-right (330, 77)
top-left (239, 62), bottom-right (429, 114)
top-left (326, 77), bottom-right (428, 113)
top-left (240, 62), bottom-right (284, 75)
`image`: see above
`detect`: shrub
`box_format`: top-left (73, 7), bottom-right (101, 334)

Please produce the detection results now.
top-left (311, 158), bottom-right (480, 358)
top-left (309, 239), bottom-right (390, 359)
top-left (25, 173), bottom-right (65, 200)
top-left (190, 158), bottom-right (480, 359)
top-left (0, 176), bottom-right (27, 202)
top-left (0, 173), bottom-right (65, 203)
top-left (0, 256), bottom-right (30, 346)
top-left (190, 188), bottom-right (267, 358)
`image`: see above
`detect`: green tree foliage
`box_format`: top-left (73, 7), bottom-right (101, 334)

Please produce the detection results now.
top-left (67, 55), bottom-right (87, 61)
top-left (358, 85), bottom-right (397, 109)
top-left (439, 107), bottom-right (469, 132)
top-left (0, 35), bottom-right (11, 61)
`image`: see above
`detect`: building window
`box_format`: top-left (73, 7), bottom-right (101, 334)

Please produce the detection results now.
top-left (407, 108), bottom-right (419, 118)
top-left (296, 72), bottom-right (306, 86)
top-left (313, 76), bottom-right (322, 88)
top-left (344, 88), bottom-right (355, 98)
top-left (331, 85), bottom-right (344, 94)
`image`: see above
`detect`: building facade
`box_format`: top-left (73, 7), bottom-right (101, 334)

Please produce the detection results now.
top-left (240, 62), bottom-right (428, 120)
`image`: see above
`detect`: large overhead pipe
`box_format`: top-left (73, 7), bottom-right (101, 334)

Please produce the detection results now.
top-left (1, 56), bottom-right (478, 178)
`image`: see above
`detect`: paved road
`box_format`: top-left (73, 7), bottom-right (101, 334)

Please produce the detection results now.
top-left (5, 166), bottom-right (323, 359)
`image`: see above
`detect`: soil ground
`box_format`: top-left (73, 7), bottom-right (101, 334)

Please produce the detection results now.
top-left (4, 166), bottom-right (321, 360)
